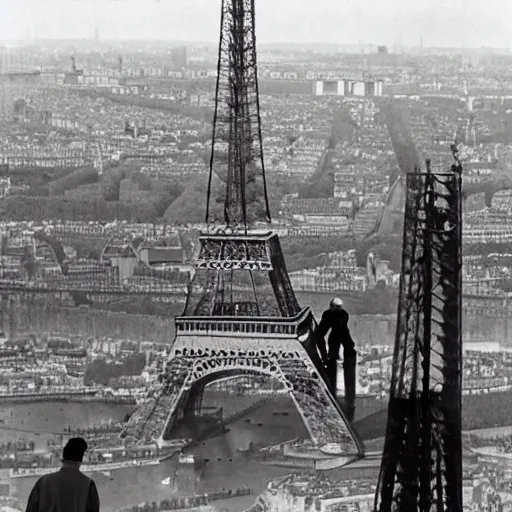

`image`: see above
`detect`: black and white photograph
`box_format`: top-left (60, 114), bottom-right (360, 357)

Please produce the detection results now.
top-left (0, 0), bottom-right (509, 510)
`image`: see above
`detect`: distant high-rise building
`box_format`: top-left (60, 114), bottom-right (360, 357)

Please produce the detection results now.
top-left (377, 45), bottom-right (388, 54)
top-left (313, 78), bottom-right (383, 97)
top-left (95, 26), bottom-right (99, 43)
top-left (170, 47), bottom-right (188, 70)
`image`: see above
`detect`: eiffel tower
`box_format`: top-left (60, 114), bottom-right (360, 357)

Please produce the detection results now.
top-left (120, 0), bottom-right (363, 463)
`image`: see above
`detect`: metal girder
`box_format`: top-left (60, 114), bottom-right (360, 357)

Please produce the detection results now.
top-left (375, 151), bottom-right (463, 512)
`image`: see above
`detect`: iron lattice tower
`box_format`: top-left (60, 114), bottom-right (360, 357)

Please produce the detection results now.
top-left (374, 150), bottom-right (463, 512)
top-left (184, 0), bottom-right (298, 318)
top-left (206, 0), bottom-right (271, 228)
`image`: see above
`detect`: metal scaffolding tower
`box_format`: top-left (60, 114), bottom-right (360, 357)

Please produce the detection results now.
top-left (374, 148), bottom-right (463, 512)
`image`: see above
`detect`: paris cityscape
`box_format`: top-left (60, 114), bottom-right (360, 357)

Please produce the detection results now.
top-left (0, 0), bottom-right (512, 511)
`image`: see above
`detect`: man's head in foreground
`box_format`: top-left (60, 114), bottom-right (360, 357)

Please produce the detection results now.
top-left (62, 437), bottom-right (88, 465)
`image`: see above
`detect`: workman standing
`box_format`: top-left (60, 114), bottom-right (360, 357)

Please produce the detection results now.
top-left (314, 297), bottom-right (357, 421)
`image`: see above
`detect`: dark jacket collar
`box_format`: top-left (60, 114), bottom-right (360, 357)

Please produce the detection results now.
top-left (60, 460), bottom-right (82, 470)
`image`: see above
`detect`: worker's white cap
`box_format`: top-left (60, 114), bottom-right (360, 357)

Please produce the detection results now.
top-left (330, 297), bottom-right (343, 308)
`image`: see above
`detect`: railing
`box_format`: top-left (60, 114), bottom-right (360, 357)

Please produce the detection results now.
top-left (175, 307), bottom-right (313, 337)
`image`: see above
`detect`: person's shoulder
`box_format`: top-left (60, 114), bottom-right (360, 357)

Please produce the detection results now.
top-left (68, 470), bottom-right (94, 486)
top-left (86, 475), bottom-right (98, 492)
top-left (35, 474), bottom-right (46, 486)
top-left (38, 470), bottom-right (59, 484)
top-left (78, 470), bottom-right (94, 483)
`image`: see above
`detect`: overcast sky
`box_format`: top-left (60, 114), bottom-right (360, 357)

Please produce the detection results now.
top-left (0, 0), bottom-right (511, 48)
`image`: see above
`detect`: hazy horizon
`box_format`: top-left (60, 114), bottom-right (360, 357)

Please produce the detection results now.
top-left (0, 0), bottom-right (511, 50)
top-left (1, 38), bottom-right (511, 52)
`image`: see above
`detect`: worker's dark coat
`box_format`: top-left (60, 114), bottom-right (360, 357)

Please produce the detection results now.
top-left (25, 464), bottom-right (100, 512)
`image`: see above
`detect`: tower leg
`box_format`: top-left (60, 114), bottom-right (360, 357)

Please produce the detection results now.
top-left (122, 346), bottom-right (363, 458)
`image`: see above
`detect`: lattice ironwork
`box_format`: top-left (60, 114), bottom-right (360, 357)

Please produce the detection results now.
top-left (375, 151), bottom-right (463, 512)
top-left (121, 342), bottom-right (363, 457)
top-left (205, 0), bottom-right (271, 228)
top-left (196, 235), bottom-right (271, 270)
top-left (184, 232), bottom-right (300, 317)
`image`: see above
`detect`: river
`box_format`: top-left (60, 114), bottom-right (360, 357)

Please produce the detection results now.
top-left (0, 402), bottom-right (133, 450)
top-left (4, 400), bottom-right (306, 512)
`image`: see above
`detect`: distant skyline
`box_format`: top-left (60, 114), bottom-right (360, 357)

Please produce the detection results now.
top-left (0, 0), bottom-right (511, 49)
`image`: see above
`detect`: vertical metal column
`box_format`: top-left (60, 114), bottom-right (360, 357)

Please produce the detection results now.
top-left (375, 149), bottom-right (463, 512)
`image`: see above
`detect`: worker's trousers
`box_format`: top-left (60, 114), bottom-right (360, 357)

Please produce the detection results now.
top-left (326, 348), bottom-right (357, 422)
